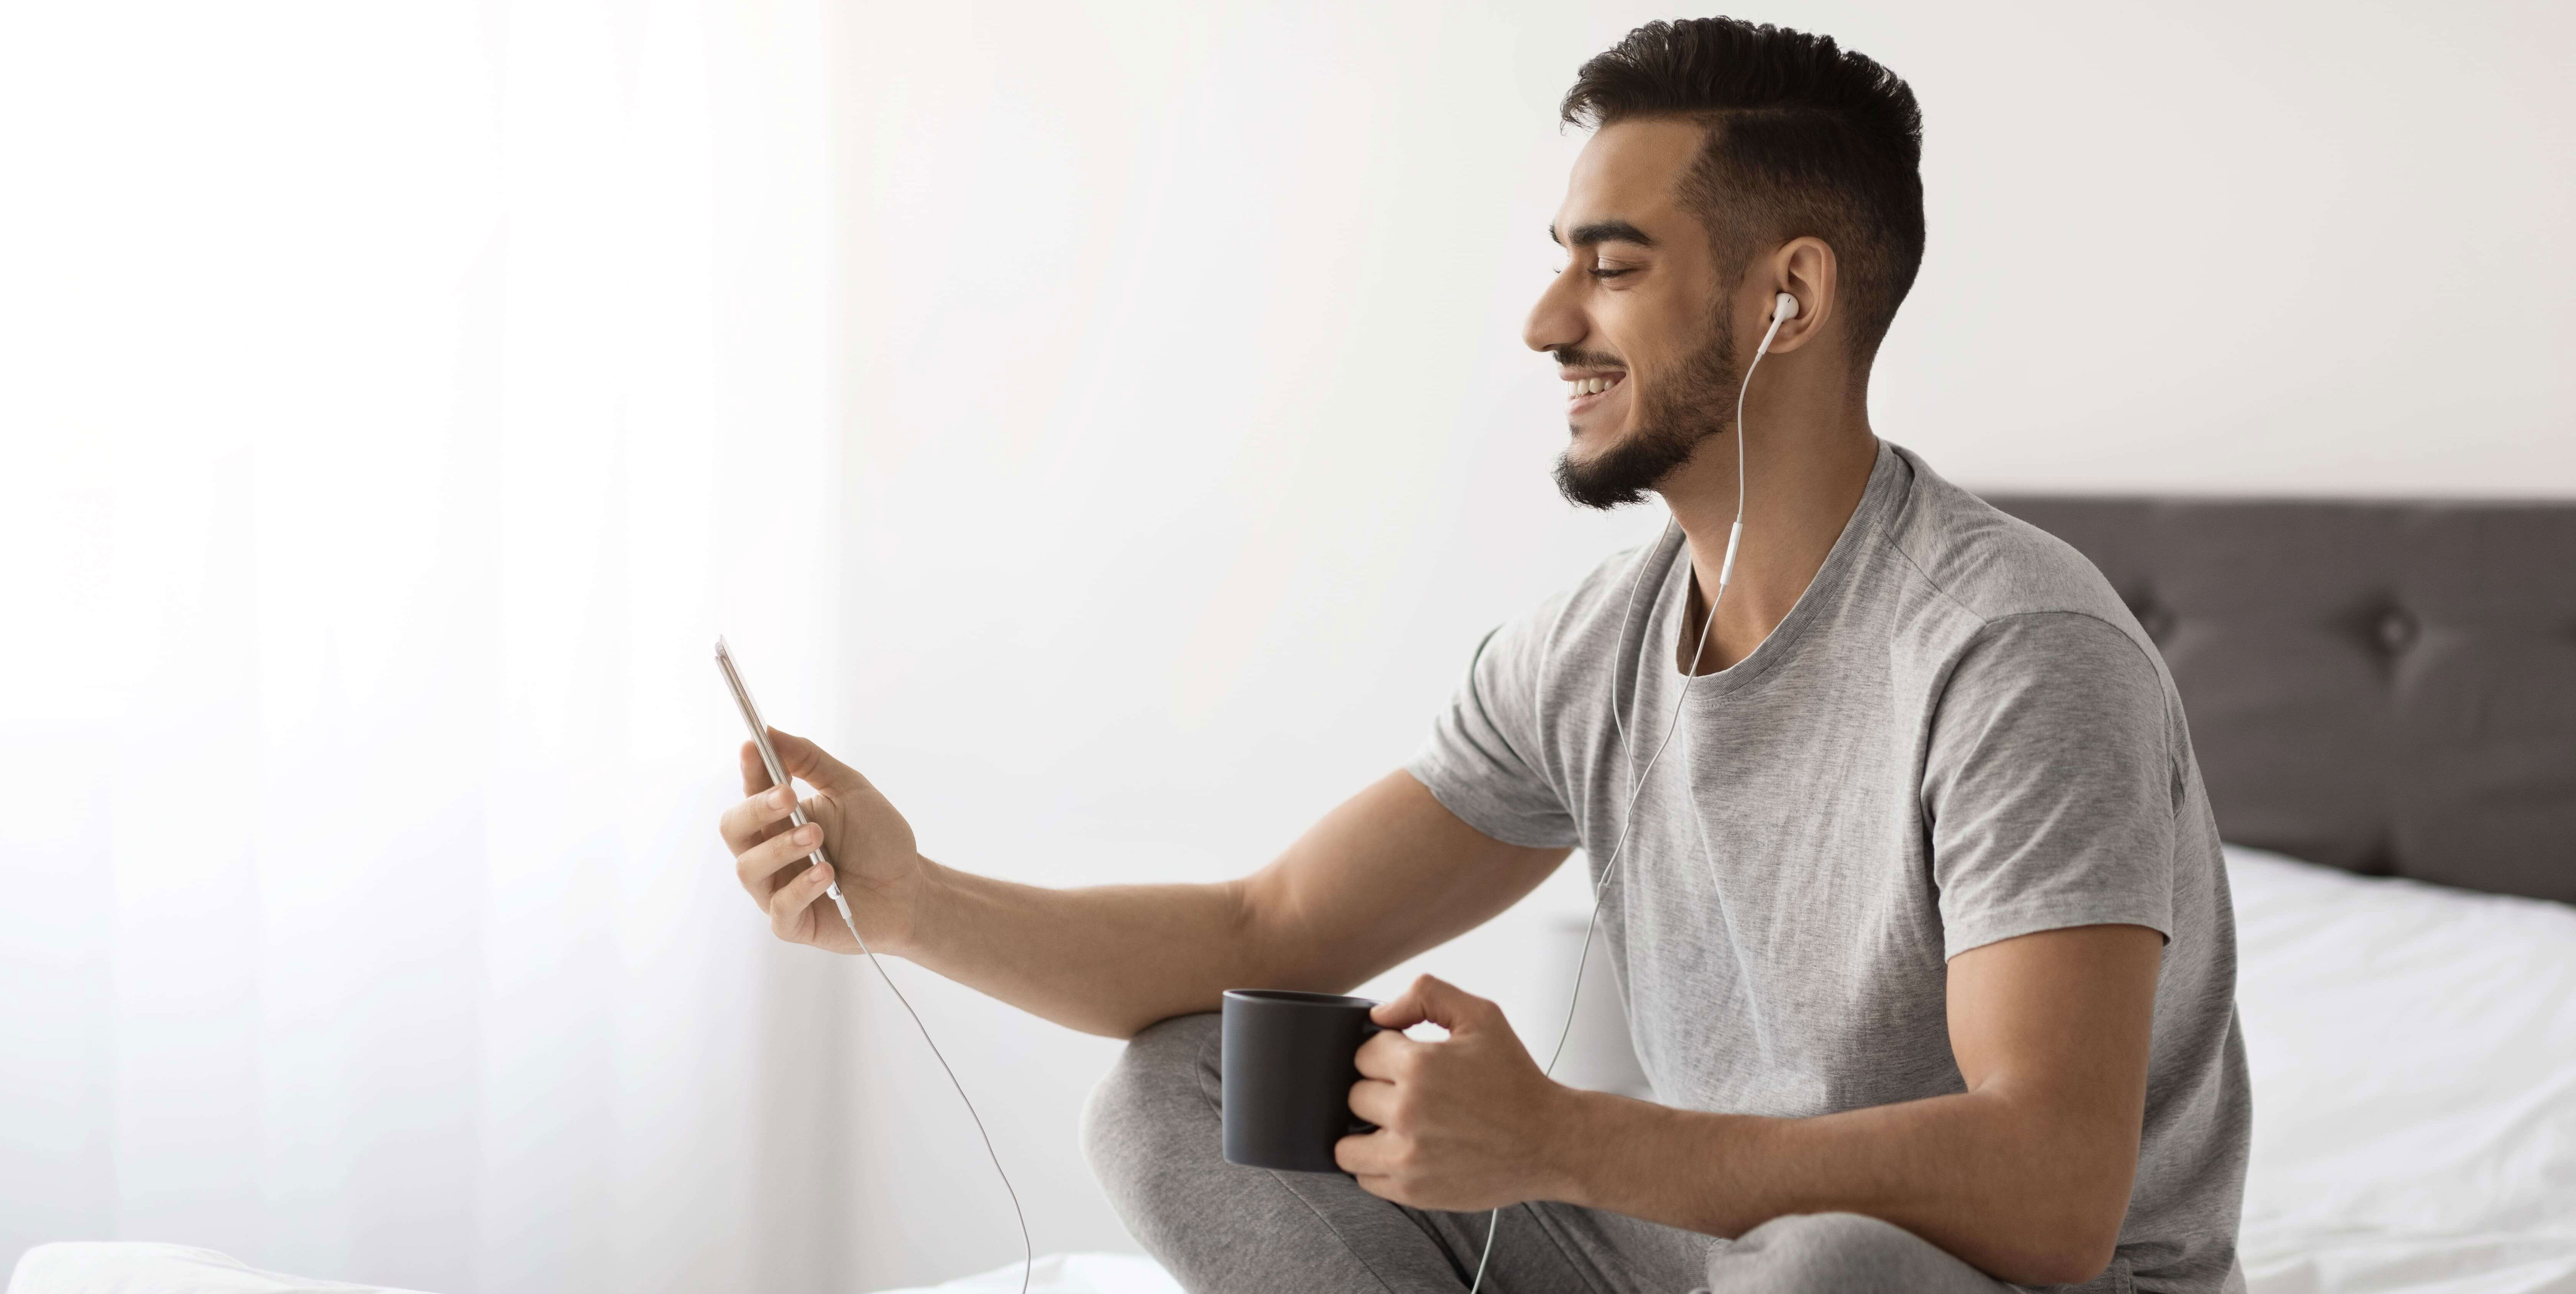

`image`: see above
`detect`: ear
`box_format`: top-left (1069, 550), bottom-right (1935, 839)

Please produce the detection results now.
top-left (1756, 236), bottom-right (1838, 355)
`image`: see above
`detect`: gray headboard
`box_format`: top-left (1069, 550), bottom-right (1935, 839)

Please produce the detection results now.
top-left (1983, 495), bottom-right (2576, 905)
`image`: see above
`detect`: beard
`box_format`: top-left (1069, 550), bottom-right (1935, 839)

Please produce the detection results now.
top-left (1552, 310), bottom-right (1740, 511)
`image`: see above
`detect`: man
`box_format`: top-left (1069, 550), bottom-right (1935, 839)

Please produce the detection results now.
top-left (720, 16), bottom-right (2247, 1294)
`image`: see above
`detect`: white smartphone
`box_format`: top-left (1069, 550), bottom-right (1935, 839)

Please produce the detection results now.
top-left (714, 636), bottom-right (836, 892)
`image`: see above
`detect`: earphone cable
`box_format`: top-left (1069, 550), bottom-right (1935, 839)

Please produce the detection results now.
top-left (1464, 305), bottom-right (1785, 1294)
top-left (1605, 514), bottom-right (1676, 762)
top-left (1460, 564), bottom-right (1721, 1294)
top-left (828, 887), bottom-right (1033, 1294)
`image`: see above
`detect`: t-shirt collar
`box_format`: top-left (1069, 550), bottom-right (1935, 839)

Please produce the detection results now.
top-left (1646, 437), bottom-right (1911, 699)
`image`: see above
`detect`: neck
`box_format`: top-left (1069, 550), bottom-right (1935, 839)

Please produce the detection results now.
top-left (1656, 391), bottom-right (1879, 675)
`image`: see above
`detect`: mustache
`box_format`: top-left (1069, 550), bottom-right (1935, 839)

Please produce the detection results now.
top-left (1549, 346), bottom-right (1626, 371)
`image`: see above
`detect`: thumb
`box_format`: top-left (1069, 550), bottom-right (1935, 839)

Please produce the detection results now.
top-left (767, 727), bottom-right (866, 796)
top-left (1371, 974), bottom-right (1493, 1034)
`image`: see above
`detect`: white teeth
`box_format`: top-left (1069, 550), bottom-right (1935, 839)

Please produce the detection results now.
top-left (1565, 375), bottom-right (1621, 397)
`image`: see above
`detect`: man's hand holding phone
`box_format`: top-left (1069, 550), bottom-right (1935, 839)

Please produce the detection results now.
top-left (710, 669), bottom-right (1032, 1285)
top-left (718, 729), bottom-right (925, 956)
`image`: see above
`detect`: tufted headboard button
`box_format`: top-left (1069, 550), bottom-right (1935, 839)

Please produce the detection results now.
top-left (2126, 592), bottom-right (2174, 645)
top-left (2377, 608), bottom-right (2415, 653)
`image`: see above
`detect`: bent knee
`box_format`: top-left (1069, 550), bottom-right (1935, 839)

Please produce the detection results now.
top-left (1080, 1012), bottom-right (1223, 1195)
top-left (1712, 1213), bottom-right (1955, 1294)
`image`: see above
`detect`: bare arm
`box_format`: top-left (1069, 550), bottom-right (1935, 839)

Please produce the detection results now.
top-left (1341, 924), bottom-right (2161, 1287)
top-left (718, 731), bottom-right (1567, 1038)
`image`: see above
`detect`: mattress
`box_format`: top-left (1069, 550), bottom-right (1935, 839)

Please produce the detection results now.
top-left (2224, 846), bottom-right (2576, 1294)
top-left (15, 848), bottom-right (2575, 1294)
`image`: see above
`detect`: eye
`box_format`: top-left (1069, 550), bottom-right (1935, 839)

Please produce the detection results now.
top-left (1589, 267), bottom-right (1636, 280)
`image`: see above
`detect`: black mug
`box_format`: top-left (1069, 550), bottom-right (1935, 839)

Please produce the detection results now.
top-left (1220, 989), bottom-right (1383, 1173)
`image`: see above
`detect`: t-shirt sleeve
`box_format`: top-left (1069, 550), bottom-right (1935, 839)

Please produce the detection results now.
top-left (1404, 610), bottom-right (1580, 850)
top-left (1923, 611), bottom-right (2181, 959)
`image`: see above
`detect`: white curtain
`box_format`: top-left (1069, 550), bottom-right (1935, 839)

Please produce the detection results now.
top-left (0, 3), bottom-right (851, 1291)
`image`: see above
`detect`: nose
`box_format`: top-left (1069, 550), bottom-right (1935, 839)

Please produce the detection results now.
top-left (1524, 267), bottom-right (1584, 355)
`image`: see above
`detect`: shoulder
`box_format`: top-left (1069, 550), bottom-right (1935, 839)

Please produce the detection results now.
top-left (1871, 446), bottom-right (2179, 752)
top-left (1876, 444), bottom-right (2144, 634)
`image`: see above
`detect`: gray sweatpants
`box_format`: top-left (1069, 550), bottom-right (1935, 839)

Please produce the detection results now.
top-left (1083, 1014), bottom-right (2021, 1294)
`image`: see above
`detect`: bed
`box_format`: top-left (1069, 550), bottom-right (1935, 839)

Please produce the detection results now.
top-left (15, 494), bottom-right (2576, 1294)
top-left (1984, 495), bottom-right (2576, 1294)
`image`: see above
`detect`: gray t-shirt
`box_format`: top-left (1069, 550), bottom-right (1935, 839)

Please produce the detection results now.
top-left (1407, 442), bottom-right (2250, 1294)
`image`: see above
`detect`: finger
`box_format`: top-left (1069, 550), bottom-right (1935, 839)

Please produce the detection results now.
top-left (1334, 1130), bottom-right (1392, 1178)
top-left (736, 820), bottom-right (827, 899)
top-left (739, 740), bottom-right (776, 797)
top-left (766, 857), bottom-right (838, 939)
top-left (1371, 973), bottom-right (1490, 1034)
top-left (1368, 974), bottom-right (1436, 1030)
top-left (768, 728), bottom-right (868, 797)
top-left (1354, 1030), bottom-right (1418, 1081)
top-left (1348, 1077), bottom-right (1398, 1127)
top-left (719, 783), bottom-right (800, 852)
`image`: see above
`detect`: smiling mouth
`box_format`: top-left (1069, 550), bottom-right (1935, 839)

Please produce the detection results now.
top-left (1565, 371), bottom-right (1626, 416)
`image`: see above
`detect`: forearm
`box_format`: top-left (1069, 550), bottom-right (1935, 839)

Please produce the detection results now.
top-left (1546, 1087), bottom-right (2134, 1286)
top-left (881, 771), bottom-right (1563, 1039)
top-left (891, 862), bottom-right (1259, 1037)
top-left (889, 861), bottom-right (1349, 1039)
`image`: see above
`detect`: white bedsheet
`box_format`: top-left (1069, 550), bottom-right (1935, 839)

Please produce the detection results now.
top-left (865, 1254), bottom-right (1181, 1294)
top-left (6, 1243), bottom-right (439, 1294)
top-left (17, 848), bottom-right (2576, 1294)
top-left (2227, 846), bottom-right (2576, 1293)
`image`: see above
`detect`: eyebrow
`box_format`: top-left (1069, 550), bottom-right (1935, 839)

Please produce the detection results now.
top-left (1547, 219), bottom-right (1657, 249)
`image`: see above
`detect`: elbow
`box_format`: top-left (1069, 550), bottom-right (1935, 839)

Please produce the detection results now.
top-left (1970, 1100), bottom-right (2141, 1286)
top-left (1983, 1184), bottom-right (2129, 1287)
top-left (1999, 1232), bottom-right (2121, 1288)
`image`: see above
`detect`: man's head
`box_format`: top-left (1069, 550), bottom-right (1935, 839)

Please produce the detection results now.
top-left (1528, 18), bottom-right (1924, 509)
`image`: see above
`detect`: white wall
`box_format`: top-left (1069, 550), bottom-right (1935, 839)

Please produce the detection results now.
top-left (824, 1), bottom-right (2575, 1286)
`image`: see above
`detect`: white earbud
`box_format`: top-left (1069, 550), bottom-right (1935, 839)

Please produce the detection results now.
top-left (1773, 291), bottom-right (1800, 322)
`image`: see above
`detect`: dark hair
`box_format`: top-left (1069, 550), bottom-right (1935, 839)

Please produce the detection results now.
top-left (1562, 18), bottom-right (1925, 362)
